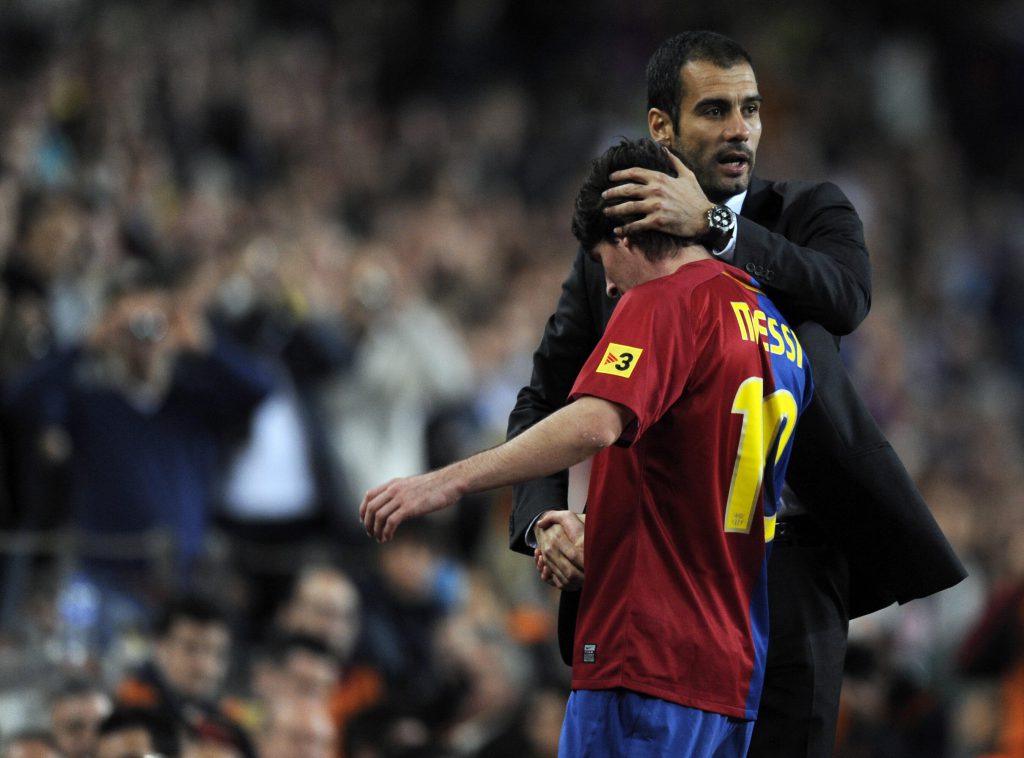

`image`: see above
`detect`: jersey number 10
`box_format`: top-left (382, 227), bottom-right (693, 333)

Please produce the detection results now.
top-left (724, 377), bottom-right (798, 539)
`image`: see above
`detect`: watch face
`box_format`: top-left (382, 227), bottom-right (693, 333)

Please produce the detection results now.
top-left (704, 206), bottom-right (735, 253)
top-left (710, 206), bottom-right (734, 230)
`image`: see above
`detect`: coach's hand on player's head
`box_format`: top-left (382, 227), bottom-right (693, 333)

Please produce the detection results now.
top-left (602, 149), bottom-right (710, 240)
top-left (534, 511), bottom-right (586, 590)
top-left (359, 471), bottom-right (459, 542)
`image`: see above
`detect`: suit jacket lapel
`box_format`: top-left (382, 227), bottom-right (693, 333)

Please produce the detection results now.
top-left (739, 176), bottom-right (782, 228)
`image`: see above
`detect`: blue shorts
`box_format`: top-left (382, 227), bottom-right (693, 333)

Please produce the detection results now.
top-left (559, 689), bottom-right (754, 757)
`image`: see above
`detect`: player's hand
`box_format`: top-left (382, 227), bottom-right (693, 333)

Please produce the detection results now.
top-left (534, 511), bottom-right (586, 590)
top-left (360, 471), bottom-right (459, 542)
top-left (602, 148), bottom-right (713, 239)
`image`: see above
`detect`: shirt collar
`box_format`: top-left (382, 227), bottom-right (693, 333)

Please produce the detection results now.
top-left (725, 190), bottom-right (747, 215)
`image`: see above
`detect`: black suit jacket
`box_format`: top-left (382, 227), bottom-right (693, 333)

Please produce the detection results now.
top-left (507, 175), bottom-right (966, 619)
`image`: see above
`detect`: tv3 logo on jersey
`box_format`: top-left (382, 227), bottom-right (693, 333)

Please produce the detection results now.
top-left (596, 343), bottom-right (643, 378)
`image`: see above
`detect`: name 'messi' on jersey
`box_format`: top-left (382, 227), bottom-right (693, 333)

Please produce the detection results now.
top-left (730, 301), bottom-right (804, 368)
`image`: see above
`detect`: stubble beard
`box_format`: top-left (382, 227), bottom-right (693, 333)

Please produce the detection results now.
top-left (673, 138), bottom-right (754, 203)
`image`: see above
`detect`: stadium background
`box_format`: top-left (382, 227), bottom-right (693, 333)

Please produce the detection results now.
top-left (0, 0), bottom-right (1022, 755)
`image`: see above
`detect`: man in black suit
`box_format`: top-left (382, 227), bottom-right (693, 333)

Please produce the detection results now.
top-left (506, 30), bottom-right (966, 757)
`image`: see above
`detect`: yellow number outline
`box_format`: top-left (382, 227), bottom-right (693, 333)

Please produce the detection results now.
top-left (723, 378), bottom-right (798, 539)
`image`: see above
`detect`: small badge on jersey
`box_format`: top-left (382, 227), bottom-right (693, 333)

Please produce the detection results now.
top-left (582, 643), bottom-right (597, 663)
top-left (595, 342), bottom-right (643, 378)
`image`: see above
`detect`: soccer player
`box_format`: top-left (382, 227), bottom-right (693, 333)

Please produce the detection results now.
top-left (361, 137), bottom-right (812, 756)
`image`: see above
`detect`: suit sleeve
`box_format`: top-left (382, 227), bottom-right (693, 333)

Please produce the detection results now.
top-left (506, 247), bottom-right (607, 554)
top-left (734, 181), bottom-right (871, 335)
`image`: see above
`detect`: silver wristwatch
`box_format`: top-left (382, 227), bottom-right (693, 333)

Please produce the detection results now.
top-left (702, 205), bottom-right (737, 254)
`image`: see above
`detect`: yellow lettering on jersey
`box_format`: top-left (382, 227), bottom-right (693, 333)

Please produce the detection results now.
top-left (781, 324), bottom-right (803, 369)
top-left (731, 301), bottom-right (754, 341)
top-left (767, 317), bottom-right (785, 356)
top-left (595, 342), bottom-right (644, 378)
top-left (731, 302), bottom-right (804, 369)
top-left (782, 323), bottom-right (796, 363)
top-left (753, 310), bottom-right (768, 347)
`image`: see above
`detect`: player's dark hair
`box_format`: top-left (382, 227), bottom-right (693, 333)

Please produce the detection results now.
top-left (571, 137), bottom-right (684, 261)
top-left (647, 31), bottom-right (753, 131)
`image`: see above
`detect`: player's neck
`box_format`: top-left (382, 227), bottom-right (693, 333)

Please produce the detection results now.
top-left (660, 245), bottom-right (714, 278)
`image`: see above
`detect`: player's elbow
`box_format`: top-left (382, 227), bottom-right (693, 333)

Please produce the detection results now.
top-left (573, 398), bottom-right (631, 452)
top-left (583, 424), bottom-right (621, 452)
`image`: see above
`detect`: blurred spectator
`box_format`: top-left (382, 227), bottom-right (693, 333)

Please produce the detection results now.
top-left (223, 632), bottom-right (340, 736)
top-left (258, 632), bottom-right (340, 704)
top-left (344, 583), bottom-right (542, 758)
top-left (276, 563), bottom-right (362, 663)
top-left (0, 191), bottom-right (89, 630)
top-left (211, 230), bottom-right (358, 628)
top-left (342, 526), bottom-right (485, 756)
top-left (836, 641), bottom-right (950, 757)
top-left (49, 678), bottom-right (113, 758)
top-left (316, 245), bottom-right (475, 525)
top-left (430, 577), bottom-right (533, 756)
top-left (95, 707), bottom-right (182, 758)
top-left (257, 697), bottom-right (336, 758)
top-left (184, 742), bottom-right (243, 758)
top-left (0, 191), bottom-right (91, 377)
top-left (273, 563), bottom-right (382, 756)
top-left (956, 529), bottom-right (1024, 758)
top-left (476, 685), bottom-right (565, 758)
top-left (359, 526), bottom-right (468, 720)
top-left (2, 258), bottom-right (275, 640)
top-left (116, 594), bottom-right (254, 757)
top-left (0, 731), bottom-right (61, 758)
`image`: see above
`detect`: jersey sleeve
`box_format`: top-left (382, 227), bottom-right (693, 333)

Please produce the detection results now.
top-left (569, 282), bottom-right (694, 445)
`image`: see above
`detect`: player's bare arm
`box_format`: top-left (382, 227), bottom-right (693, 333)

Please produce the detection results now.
top-left (361, 397), bottom-right (633, 542)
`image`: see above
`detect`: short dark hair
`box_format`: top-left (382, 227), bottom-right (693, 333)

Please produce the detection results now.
top-left (48, 677), bottom-right (109, 707)
top-left (571, 137), bottom-right (685, 260)
top-left (647, 31), bottom-right (753, 131)
top-left (102, 256), bottom-right (185, 304)
top-left (98, 707), bottom-right (182, 756)
top-left (153, 593), bottom-right (229, 639)
top-left (262, 631), bottom-right (340, 669)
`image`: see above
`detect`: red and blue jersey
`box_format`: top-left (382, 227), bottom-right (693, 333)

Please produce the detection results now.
top-left (568, 258), bottom-right (813, 720)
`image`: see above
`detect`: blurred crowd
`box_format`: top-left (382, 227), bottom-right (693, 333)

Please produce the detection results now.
top-left (0, 1), bottom-right (1023, 757)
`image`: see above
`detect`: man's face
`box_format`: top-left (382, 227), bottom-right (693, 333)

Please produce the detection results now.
top-left (284, 571), bottom-right (361, 661)
top-left (281, 650), bottom-right (339, 702)
top-left (155, 618), bottom-right (231, 701)
top-left (259, 700), bottom-right (336, 758)
top-left (51, 692), bottom-right (113, 758)
top-left (662, 60), bottom-right (762, 203)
